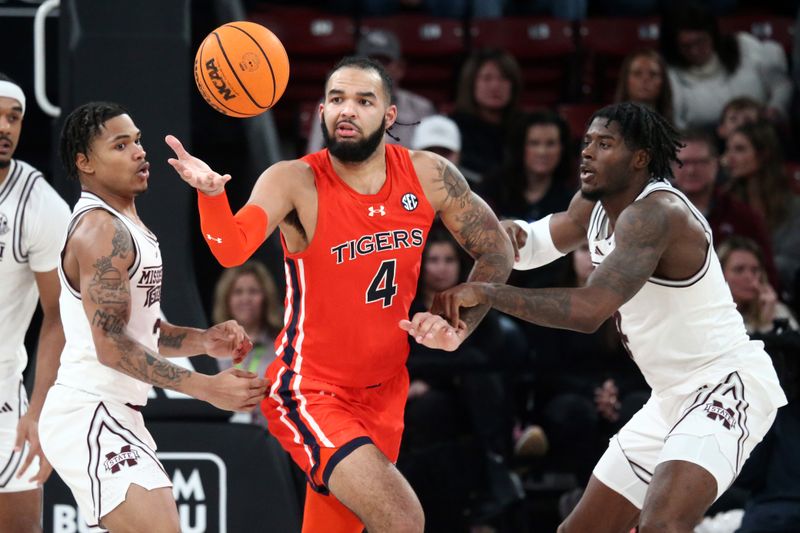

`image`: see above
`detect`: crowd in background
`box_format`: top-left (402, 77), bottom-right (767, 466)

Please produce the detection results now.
top-left (205, 1), bottom-right (800, 531)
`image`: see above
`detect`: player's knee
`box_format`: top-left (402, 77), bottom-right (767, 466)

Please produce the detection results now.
top-left (374, 494), bottom-right (423, 533)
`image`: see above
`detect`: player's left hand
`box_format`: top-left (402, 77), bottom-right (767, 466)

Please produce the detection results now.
top-left (14, 413), bottom-right (53, 486)
top-left (203, 320), bottom-right (253, 363)
top-left (399, 312), bottom-right (467, 352)
top-left (430, 282), bottom-right (490, 328)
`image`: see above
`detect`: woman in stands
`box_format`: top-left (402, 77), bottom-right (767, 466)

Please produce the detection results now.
top-left (718, 236), bottom-right (798, 335)
top-left (451, 48), bottom-right (523, 178)
top-left (722, 120), bottom-right (800, 306)
top-left (614, 49), bottom-right (673, 123)
top-left (212, 260), bottom-right (283, 426)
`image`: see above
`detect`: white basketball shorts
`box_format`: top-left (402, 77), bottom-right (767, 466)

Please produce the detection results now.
top-left (39, 384), bottom-right (171, 530)
top-left (594, 370), bottom-right (780, 508)
top-left (0, 375), bottom-right (39, 493)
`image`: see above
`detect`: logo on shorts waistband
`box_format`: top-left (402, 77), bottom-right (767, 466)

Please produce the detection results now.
top-left (704, 400), bottom-right (736, 429)
top-left (104, 445), bottom-right (140, 473)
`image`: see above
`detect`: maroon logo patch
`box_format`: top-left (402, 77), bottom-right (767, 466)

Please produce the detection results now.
top-left (704, 400), bottom-right (736, 429)
top-left (104, 445), bottom-right (140, 473)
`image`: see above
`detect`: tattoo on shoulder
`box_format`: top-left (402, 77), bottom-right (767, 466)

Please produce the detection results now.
top-left (111, 218), bottom-right (132, 259)
top-left (435, 159), bottom-right (470, 209)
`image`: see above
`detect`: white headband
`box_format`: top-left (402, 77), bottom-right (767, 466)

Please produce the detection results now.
top-left (0, 81), bottom-right (25, 115)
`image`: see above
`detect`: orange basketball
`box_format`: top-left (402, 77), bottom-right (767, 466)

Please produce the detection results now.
top-left (194, 21), bottom-right (290, 118)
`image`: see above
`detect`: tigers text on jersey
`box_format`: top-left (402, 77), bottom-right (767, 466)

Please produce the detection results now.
top-left (0, 159), bottom-right (70, 381)
top-left (56, 192), bottom-right (163, 406)
top-left (588, 180), bottom-right (785, 407)
top-left (277, 145), bottom-right (435, 387)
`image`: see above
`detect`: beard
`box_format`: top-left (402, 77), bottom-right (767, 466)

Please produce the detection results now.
top-left (321, 117), bottom-right (386, 163)
top-left (579, 186), bottom-right (604, 201)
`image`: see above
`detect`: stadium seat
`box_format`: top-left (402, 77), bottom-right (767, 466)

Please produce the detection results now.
top-left (719, 15), bottom-right (795, 54)
top-left (359, 15), bottom-right (466, 107)
top-left (556, 103), bottom-right (599, 142)
top-left (470, 17), bottom-right (578, 106)
top-left (578, 17), bottom-right (661, 103)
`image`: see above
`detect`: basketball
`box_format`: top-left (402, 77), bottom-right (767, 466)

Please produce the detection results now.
top-left (194, 21), bottom-right (290, 118)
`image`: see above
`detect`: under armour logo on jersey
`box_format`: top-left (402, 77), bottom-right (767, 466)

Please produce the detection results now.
top-left (103, 445), bottom-right (140, 473)
top-left (594, 246), bottom-right (604, 256)
top-left (401, 193), bottom-right (418, 211)
top-left (368, 205), bottom-right (386, 217)
top-left (704, 400), bottom-right (736, 429)
top-left (0, 213), bottom-right (8, 236)
top-left (206, 233), bottom-right (223, 243)
top-left (0, 402), bottom-right (11, 413)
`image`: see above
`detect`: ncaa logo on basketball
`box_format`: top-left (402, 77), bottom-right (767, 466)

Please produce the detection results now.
top-left (0, 213), bottom-right (8, 235)
top-left (401, 193), bottom-right (418, 212)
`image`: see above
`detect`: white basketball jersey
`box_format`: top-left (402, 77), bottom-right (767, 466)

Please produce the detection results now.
top-left (0, 159), bottom-right (70, 381)
top-left (56, 192), bottom-right (163, 405)
top-left (588, 181), bottom-right (777, 397)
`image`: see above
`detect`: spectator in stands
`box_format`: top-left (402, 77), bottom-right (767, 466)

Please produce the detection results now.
top-left (716, 96), bottom-right (766, 143)
top-left (213, 261), bottom-right (283, 426)
top-left (485, 111), bottom-right (574, 221)
top-left (306, 29), bottom-right (435, 153)
top-left (401, 224), bottom-right (528, 531)
top-left (672, 128), bottom-right (779, 288)
top-left (411, 114), bottom-right (481, 186)
top-left (660, 1), bottom-right (792, 130)
top-left (451, 48), bottom-right (523, 177)
top-left (722, 120), bottom-right (800, 304)
top-left (614, 49), bottom-right (674, 123)
top-left (718, 237), bottom-right (798, 335)
top-left (330, 0), bottom-right (504, 18)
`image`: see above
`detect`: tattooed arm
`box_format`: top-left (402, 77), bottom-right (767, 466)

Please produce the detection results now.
top-left (158, 319), bottom-right (253, 363)
top-left (414, 152), bottom-right (514, 336)
top-left (68, 210), bottom-right (265, 411)
top-left (435, 197), bottom-right (673, 333)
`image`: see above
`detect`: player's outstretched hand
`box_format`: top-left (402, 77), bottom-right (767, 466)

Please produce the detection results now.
top-left (165, 134), bottom-right (230, 196)
top-left (203, 320), bottom-right (253, 363)
top-left (205, 368), bottom-right (268, 412)
top-left (430, 282), bottom-right (490, 328)
top-left (14, 413), bottom-right (53, 486)
top-left (501, 220), bottom-right (527, 262)
top-left (399, 312), bottom-right (467, 352)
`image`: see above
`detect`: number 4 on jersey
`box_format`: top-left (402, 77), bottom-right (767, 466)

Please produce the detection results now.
top-left (366, 259), bottom-right (397, 308)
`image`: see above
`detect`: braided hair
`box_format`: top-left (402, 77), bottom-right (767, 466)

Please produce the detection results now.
top-left (59, 101), bottom-right (128, 181)
top-left (591, 102), bottom-right (683, 181)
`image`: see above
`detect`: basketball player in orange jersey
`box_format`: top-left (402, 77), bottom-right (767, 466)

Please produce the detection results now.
top-left (165, 56), bottom-right (513, 533)
top-left (433, 103), bottom-right (787, 533)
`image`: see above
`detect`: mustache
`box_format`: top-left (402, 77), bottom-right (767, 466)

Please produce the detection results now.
top-left (0, 134), bottom-right (12, 143)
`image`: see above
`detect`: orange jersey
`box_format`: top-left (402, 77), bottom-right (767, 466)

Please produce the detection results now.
top-left (275, 144), bottom-right (435, 387)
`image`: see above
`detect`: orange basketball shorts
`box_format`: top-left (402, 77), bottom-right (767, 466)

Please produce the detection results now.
top-left (261, 360), bottom-right (409, 493)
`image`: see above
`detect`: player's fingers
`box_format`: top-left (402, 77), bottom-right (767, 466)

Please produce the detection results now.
top-left (504, 226), bottom-right (520, 261)
top-left (398, 319), bottom-right (414, 334)
top-left (249, 377), bottom-right (268, 391)
top-left (448, 295), bottom-right (461, 329)
top-left (228, 368), bottom-right (257, 379)
top-left (16, 451), bottom-right (34, 478)
top-left (164, 135), bottom-right (189, 158)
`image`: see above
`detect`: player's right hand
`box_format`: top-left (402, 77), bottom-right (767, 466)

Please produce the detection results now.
top-left (165, 134), bottom-right (231, 196)
top-left (501, 220), bottom-right (527, 262)
top-left (14, 413), bottom-right (53, 486)
top-left (205, 367), bottom-right (268, 412)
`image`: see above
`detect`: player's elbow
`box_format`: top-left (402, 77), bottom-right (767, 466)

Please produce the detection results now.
top-left (575, 316), bottom-right (604, 334)
top-left (92, 334), bottom-right (122, 367)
